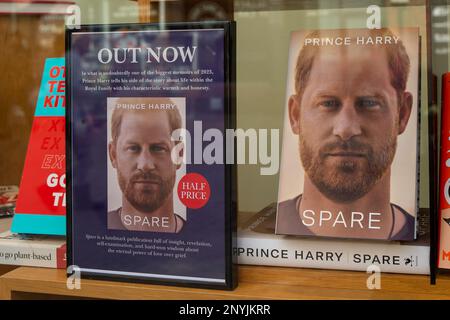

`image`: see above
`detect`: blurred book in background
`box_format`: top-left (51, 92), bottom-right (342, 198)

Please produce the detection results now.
top-left (0, 185), bottom-right (18, 218)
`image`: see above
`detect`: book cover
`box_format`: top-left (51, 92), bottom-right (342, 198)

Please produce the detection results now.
top-left (12, 57), bottom-right (66, 235)
top-left (106, 97), bottom-right (187, 233)
top-left (0, 230), bottom-right (66, 269)
top-left (66, 22), bottom-right (236, 289)
top-left (276, 28), bottom-right (420, 241)
top-left (438, 72), bottom-right (450, 269)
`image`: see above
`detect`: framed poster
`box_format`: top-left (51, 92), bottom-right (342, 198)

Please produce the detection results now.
top-left (66, 22), bottom-right (237, 289)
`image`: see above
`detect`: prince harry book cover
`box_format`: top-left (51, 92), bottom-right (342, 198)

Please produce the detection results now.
top-left (276, 28), bottom-right (420, 241)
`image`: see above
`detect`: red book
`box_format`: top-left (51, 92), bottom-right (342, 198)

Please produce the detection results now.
top-left (12, 58), bottom-right (66, 235)
top-left (438, 72), bottom-right (450, 269)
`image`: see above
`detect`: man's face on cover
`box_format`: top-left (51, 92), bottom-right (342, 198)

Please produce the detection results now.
top-left (289, 45), bottom-right (412, 203)
top-left (110, 110), bottom-right (177, 213)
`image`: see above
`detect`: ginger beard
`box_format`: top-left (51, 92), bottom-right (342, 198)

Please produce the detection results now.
top-left (298, 117), bottom-right (399, 204)
top-left (117, 168), bottom-right (175, 213)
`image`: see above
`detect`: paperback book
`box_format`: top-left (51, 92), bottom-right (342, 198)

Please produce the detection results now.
top-left (0, 230), bottom-right (66, 269)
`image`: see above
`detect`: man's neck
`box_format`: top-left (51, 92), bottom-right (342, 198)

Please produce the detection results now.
top-left (120, 194), bottom-right (177, 232)
top-left (299, 171), bottom-right (393, 239)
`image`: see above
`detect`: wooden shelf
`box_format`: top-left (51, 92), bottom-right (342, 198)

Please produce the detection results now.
top-left (2, 265), bottom-right (450, 299)
top-left (0, 265), bottom-right (16, 278)
top-left (2, 216), bottom-right (449, 299)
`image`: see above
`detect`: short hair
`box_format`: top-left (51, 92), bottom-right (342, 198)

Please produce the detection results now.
top-left (294, 28), bottom-right (411, 104)
top-left (111, 98), bottom-right (182, 144)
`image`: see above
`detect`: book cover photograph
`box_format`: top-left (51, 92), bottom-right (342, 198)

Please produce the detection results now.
top-left (276, 28), bottom-right (420, 241)
top-left (12, 57), bottom-right (66, 235)
top-left (106, 97), bottom-right (187, 233)
top-left (66, 22), bottom-right (236, 289)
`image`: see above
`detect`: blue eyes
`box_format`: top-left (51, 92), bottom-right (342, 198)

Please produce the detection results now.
top-left (321, 100), bottom-right (340, 108)
top-left (357, 99), bottom-right (380, 108)
top-left (126, 145), bottom-right (167, 153)
top-left (127, 145), bottom-right (140, 152)
top-left (319, 98), bottom-right (381, 109)
top-left (150, 145), bottom-right (166, 152)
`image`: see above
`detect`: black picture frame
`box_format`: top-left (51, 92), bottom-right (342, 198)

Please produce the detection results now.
top-left (65, 21), bottom-right (237, 290)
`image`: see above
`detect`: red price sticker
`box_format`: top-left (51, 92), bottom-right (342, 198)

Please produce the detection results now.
top-left (177, 173), bottom-right (210, 209)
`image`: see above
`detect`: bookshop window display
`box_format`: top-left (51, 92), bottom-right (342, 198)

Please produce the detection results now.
top-left (1, 0), bottom-right (450, 296)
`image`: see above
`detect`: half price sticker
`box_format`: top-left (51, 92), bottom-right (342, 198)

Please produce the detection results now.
top-left (177, 173), bottom-right (210, 209)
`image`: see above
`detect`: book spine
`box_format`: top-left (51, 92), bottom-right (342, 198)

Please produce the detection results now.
top-left (237, 236), bottom-right (430, 274)
top-left (438, 72), bottom-right (450, 269)
top-left (0, 243), bottom-right (66, 269)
